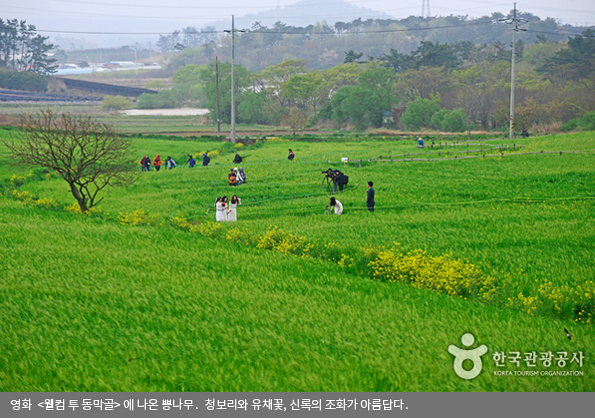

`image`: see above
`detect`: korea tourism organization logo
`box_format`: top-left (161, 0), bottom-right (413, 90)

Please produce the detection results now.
top-left (448, 333), bottom-right (488, 380)
top-left (448, 333), bottom-right (585, 380)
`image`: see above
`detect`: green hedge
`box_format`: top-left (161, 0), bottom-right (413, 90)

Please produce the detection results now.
top-left (0, 70), bottom-right (48, 92)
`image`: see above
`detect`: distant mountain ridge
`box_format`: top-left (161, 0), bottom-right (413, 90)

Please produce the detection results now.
top-left (209, 0), bottom-right (393, 31)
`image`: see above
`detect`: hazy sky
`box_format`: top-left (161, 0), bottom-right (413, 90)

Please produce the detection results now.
top-left (2, 0), bottom-right (595, 47)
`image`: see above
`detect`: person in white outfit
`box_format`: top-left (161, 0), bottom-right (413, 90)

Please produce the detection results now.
top-left (215, 196), bottom-right (226, 222)
top-left (229, 195), bottom-right (241, 221)
top-left (330, 197), bottom-right (343, 215)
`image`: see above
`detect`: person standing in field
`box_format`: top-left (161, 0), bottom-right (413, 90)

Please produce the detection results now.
top-left (143, 156), bottom-right (151, 172)
top-left (228, 168), bottom-right (237, 186)
top-left (140, 156), bottom-right (148, 172)
top-left (237, 167), bottom-right (246, 185)
top-left (166, 156), bottom-right (176, 169)
top-left (330, 197), bottom-right (343, 215)
top-left (221, 196), bottom-right (229, 221)
top-left (367, 181), bottom-right (375, 212)
top-left (203, 152), bottom-right (210, 166)
top-left (188, 155), bottom-right (196, 168)
top-left (229, 195), bottom-right (241, 221)
top-left (153, 154), bottom-right (161, 172)
top-left (215, 196), bottom-right (225, 222)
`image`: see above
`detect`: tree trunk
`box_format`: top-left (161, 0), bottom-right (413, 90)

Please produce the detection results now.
top-left (69, 182), bottom-right (88, 212)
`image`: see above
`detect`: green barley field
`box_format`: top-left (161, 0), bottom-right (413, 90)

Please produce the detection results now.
top-left (1, 124), bottom-right (594, 391)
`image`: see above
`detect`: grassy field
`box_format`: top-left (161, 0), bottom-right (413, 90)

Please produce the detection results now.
top-left (1, 126), bottom-right (594, 391)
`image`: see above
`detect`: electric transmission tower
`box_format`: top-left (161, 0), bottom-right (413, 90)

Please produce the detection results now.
top-left (421, 0), bottom-right (431, 18)
top-left (499, 3), bottom-right (528, 138)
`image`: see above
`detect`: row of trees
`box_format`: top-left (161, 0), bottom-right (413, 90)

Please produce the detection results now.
top-left (145, 27), bottom-right (595, 133)
top-left (0, 18), bottom-right (56, 75)
top-left (160, 13), bottom-right (592, 72)
top-left (157, 27), bottom-right (218, 53)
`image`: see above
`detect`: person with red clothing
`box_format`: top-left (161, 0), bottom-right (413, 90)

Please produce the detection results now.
top-left (153, 154), bottom-right (162, 172)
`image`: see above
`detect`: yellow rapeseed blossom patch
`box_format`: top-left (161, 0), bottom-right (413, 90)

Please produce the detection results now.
top-left (194, 221), bottom-right (222, 238)
top-left (337, 254), bottom-right (354, 268)
top-left (10, 189), bottom-right (32, 201)
top-left (65, 203), bottom-right (82, 214)
top-left (118, 209), bottom-right (163, 226)
top-left (257, 225), bottom-right (306, 256)
top-left (169, 213), bottom-right (191, 231)
top-left (10, 171), bottom-right (34, 188)
top-left (507, 293), bottom-right (539, 315)
top-left (64, 204), bottom-right (109, 219)
top-left (538, 280), bottom-right (594, 324)
top-left (368, 246), bottom-right (497, 299)
top-left (32, 197), bottom-right (61, 210)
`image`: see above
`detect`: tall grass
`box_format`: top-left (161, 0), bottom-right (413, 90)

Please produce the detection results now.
top-left (1, 128), bottom-right (594, 391)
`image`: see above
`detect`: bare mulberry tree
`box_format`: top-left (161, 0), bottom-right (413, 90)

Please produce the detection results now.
top-left (4, 109), bottom-right (137, 212)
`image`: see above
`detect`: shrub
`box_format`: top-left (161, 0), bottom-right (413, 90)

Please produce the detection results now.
top-left (0, 69), bottom-right (48, 92)
top-left (401, 97), bottom-right (441, 130)
top-left (101, 95), bottom-right (132, 111)
top-left (561, 118), bottom-right (580, 132)
top-left (136, 93), bottom-right (161, 109)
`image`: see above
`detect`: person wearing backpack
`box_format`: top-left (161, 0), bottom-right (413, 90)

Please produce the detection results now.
top-left (166, 156), bottom-right (176, 169)
top-left (228, 168), bottom-right (237, 186)
top-left (153, 154), bottom-right (162, 172)
top-left (203, 152), bottom-right (210, 166)
top-left (142, 156), bottom-right (151, 172)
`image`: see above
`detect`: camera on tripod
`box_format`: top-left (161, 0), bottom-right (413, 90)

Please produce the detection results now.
top-left (321, 168), bottom-right (349, 191)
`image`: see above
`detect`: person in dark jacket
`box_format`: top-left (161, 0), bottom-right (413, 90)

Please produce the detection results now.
top-left (233, 153), bottom-right (242, 163)
top-left (288, 149), bottom-right (295, 160)
top-left (141, 156), bottom-right (151, 172)
top-left (188, 155), bottom-right (196, 168)
top-left (203, 152), bottom-right (210, 166)
top-left (366, 181), bottom-right (375, 212)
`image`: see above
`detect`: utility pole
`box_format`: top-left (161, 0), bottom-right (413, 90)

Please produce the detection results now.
top-left (499, 3), bottom-right (527, 139)
top-left (216, 56), bottom-right (220, 137)
top-left (224, 15), bottom-right (246, 143)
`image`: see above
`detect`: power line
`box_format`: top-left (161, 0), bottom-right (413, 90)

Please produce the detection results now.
top-left (30, 0), bottom-right (414, 10)
top-left (11, 20), bottom-right (494, 36)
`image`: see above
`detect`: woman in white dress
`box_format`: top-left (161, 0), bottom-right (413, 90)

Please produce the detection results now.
top-left (229, 195), bottom-right (241, 222)
top-left (215, 196), bottom-right (226, 222)
top-left (330, 197), bottom-right (343, 215)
